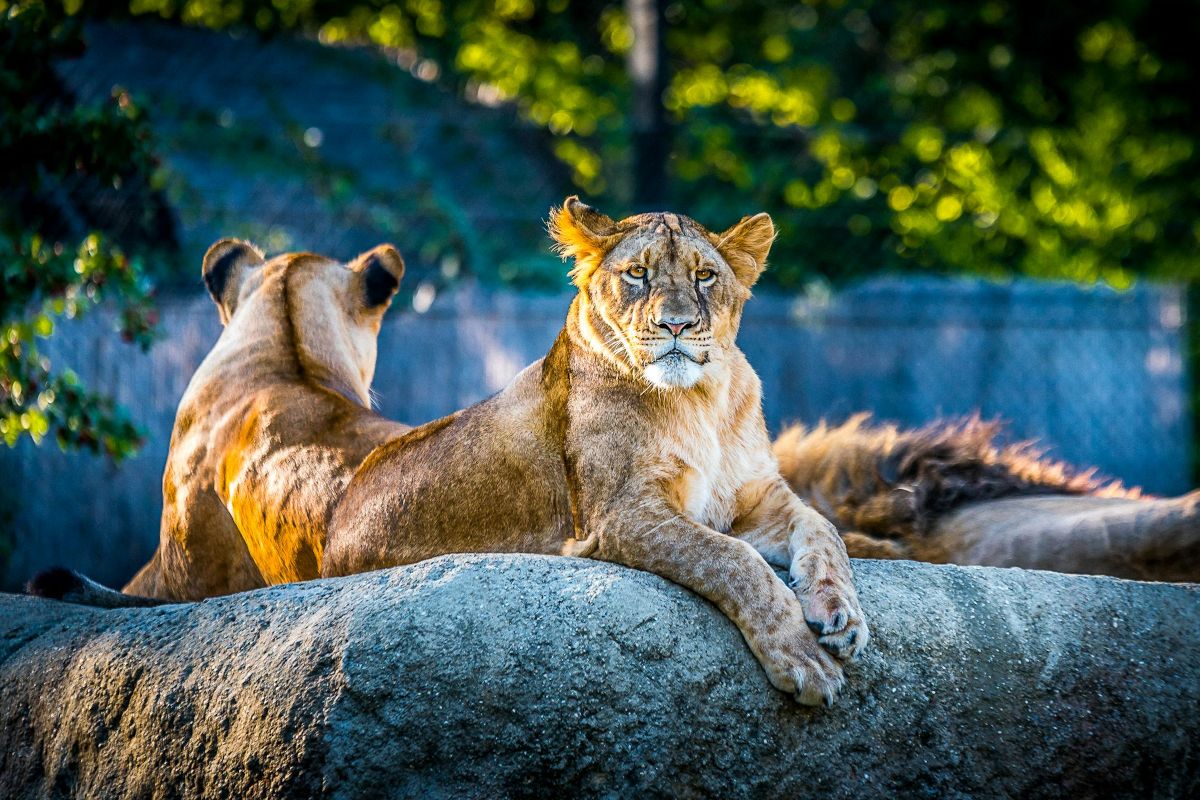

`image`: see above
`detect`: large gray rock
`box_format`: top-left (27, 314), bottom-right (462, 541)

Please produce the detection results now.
top-left (1, 555), bottom-right (1196, 798)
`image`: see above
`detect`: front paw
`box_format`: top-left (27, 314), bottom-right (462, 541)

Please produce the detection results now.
top-left (790, 558), bottom-right (869, 662)
top-left (756, 619), bottom-right (847, 706)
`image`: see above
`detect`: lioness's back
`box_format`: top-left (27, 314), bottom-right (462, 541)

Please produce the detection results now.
top-left (325, 361), bottom-right (572, 574)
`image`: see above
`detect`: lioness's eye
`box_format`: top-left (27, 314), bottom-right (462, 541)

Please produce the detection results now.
top-left (695, 268), bottom-right (716, 284)
top-left (626, 265), bottom-right (648, 280)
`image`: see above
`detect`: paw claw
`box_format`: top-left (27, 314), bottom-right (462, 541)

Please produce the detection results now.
top-left (818, 617), bottom-right (869, 662)
top-left (805, 607), bottom-right (851, 636)
top-left (781, 647), bottom-right (845, 707)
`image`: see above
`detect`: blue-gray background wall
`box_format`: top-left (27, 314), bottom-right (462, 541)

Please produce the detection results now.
top-left (0, 276), bottom-right (1189, 591)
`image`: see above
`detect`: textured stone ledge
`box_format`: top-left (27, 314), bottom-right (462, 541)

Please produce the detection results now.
top-left (1, 555), bottom-right (1196, 798)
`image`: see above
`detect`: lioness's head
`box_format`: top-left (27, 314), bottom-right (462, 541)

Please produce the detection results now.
top-left (201, 239), bottom-right (405, 407)
top-left (549, 196), bottom-right (774, 389)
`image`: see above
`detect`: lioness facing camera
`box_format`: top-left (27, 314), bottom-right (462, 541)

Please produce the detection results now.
top-left (323, 198), bottom-right (867, 705)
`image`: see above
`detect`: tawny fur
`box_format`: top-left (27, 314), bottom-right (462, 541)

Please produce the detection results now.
top-left (325, 198), bottom-right (868, 705)
top-left (123, 241), bottom-right (410, 600)
top-left (30, 204), bottom-right (867, 707)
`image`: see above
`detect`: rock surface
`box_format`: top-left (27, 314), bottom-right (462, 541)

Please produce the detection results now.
top-left (0, 555), bottom-right (1196, 798)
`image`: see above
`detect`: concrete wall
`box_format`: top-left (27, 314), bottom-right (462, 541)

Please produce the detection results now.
top-left (0, 277), bottom-right (1189, 589)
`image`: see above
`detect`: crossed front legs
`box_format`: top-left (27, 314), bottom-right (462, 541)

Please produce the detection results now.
top-left (586, 484), bottom-right (864, 705)
top-left (733, 477), bottom-right (869, 663)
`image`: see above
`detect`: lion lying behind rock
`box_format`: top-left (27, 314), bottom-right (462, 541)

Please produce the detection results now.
top-left (775, 414), bottom-right (1200, 582)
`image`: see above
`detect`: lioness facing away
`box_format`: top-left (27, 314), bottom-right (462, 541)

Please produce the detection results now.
top-left (323, 199), bottom-right (868, 705)
top-left (108, 238), bottom-right (409, 602)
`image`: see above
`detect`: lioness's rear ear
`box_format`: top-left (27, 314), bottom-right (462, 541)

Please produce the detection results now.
top-left (549, 196), bottom-right (621, 288)
top-left (711, 213), bottom-right (775, 288)
top-left (351, 244), bottom-right (405, 310)
top-left (202, 239), bottom-right (265, 322)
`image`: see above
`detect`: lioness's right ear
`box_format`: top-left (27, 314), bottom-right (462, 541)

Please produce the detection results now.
top-left (549, 196), bottom-right (621, 288)
top-left (350, 244), bottom-right (405, 311)
top-left (202, 239), bottom-right (265, 323)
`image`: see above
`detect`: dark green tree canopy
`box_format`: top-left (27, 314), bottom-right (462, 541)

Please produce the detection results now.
top-left (1, 0), bottom-right (167, 457)
top-left (64, 0), bottom-right (1200, 288)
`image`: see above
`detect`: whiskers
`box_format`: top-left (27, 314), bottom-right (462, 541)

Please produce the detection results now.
top-left (601, 328), bottom-right (637, 364)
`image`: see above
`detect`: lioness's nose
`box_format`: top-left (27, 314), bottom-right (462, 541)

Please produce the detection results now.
top-left (656, 316), bottom-right (697, 337)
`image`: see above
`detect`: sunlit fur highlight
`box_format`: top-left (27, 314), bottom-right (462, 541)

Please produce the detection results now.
top-left (548, 198), bottom-right (618, 288)
top-left (118, 243), bottom-right (407, 600)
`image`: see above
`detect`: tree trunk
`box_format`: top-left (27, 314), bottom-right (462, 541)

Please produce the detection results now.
top-left (627, 0), bottom-right (670, 208)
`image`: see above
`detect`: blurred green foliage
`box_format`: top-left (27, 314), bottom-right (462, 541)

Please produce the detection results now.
top-left (1, 0), bottom-right (161, 458)
top-left (5, 0), bottom-right (1199, 459)
top-left (64, 0), bottom-right (1200, 290)
top-left (665, 1), bottom-right (1199, 288)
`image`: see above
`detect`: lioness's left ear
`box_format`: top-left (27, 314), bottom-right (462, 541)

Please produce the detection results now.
top-left (549, 196), bottom-right (621, 288)
top-left (351, 244), bottom-right (405, 310)
top-left (202, 239), bottom-right (265, 323)
top-left (711, 212), bottom-right (775, 288)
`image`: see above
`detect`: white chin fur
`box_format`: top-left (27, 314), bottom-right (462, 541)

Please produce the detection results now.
top-left (643, 354), bottom-right (704, 389)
